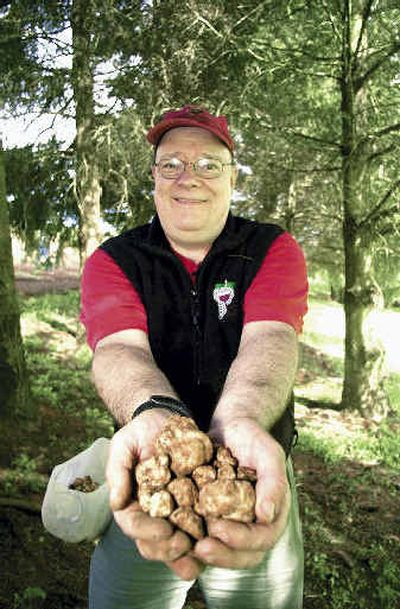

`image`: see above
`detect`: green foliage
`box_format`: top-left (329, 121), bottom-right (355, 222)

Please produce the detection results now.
top-left (12, 586), bottom-right (47, 609)
top-left (5, 141), bottom-right (78, 254)
top-left (375, 421), bottom-right (400, 470)
top-left (299, 449), bottom-right (400, 609)
top-left (96, 110), bottom-right (155, 231)
top-left (296, 297), bottom-right (400, 608)
top-left (387, 373), bottom-right (400, 411)
top-left (0, 4), bottom-right (42, 109)
top-left (1, 453), bottom-right (46, 495)
top-left (368, 544), bottom-right (400, 607)
top-left (374, 243), bottom-right (400, 308)
top-left (298, 424), bottom-right (399, 470)
top-left (21, 290), bottom-right (113, 445)
top-left (25, 343), bottom-right (108, 420)
top-left (298, 297), bottom-right (400, 469)
top-left (1, 0), bottom-right (71, 114)
top-left (21, 290), bottom-right (80, 319)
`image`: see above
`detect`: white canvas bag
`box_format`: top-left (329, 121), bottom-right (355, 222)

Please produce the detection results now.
top-left (41, 437), bottom-right (112, 543)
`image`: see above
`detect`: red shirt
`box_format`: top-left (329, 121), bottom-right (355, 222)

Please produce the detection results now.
top-left (80, 231), bottom-right (308, 350)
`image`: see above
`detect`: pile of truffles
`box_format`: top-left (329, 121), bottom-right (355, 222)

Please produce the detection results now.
top-left (69, 475), bottom-right (99, 493)
top-left (134, 415), bottom-right (257, 540)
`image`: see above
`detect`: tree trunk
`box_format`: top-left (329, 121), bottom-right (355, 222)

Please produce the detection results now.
top-left (71, 0), bottom-right (102, 265)
top-left (340, 0), bottom-right (389, 418)
top-left (0, 145), bottom-right (31, 418)
top-left (342, 224), bottom-right (388, 417)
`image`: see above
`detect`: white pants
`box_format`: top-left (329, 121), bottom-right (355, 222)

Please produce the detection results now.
top-left (89, 459), bottom-right (303, 609)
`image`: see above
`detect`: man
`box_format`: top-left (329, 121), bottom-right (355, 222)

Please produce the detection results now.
top-left (80, 105), bottom-right (308, 609)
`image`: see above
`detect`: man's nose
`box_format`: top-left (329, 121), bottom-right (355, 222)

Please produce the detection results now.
top-left (176, 163), bottom-right (200, 184)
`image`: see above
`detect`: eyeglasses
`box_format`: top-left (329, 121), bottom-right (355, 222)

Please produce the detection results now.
top-left (154, 157), bottom-right (235, 179)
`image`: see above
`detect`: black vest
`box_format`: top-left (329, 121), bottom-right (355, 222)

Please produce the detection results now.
top-left (101, 213), bottom-right (295, 454)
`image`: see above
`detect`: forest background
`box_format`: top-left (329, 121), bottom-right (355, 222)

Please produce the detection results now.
top-left (0, 1), bottom-right (399, 608)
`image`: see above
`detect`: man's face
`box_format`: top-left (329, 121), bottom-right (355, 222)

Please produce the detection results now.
top-left (152, 127), bottom-right (236, 254)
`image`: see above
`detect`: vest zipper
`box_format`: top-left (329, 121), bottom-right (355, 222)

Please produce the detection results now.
top-left (190, 286), bottom-right (201, 385)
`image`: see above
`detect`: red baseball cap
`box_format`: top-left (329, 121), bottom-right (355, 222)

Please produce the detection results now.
top-left (147, 105), bottom-right (235, 152)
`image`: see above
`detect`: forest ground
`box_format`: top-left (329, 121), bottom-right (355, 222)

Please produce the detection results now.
top-left (0, 267), bottom-right (399, 609)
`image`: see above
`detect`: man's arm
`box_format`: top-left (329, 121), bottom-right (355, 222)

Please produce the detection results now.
top-left (194, 320), bottom-right (298, 570)
top-left (211, 319), bottom-right (298, 432)
top-left (92, 328), bottom-right (203, 580)
top-left (92, 328), bottom-right (177, 425)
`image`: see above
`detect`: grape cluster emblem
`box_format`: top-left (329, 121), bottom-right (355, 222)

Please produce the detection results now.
top-left (213, 281), bottom-right (235, 320)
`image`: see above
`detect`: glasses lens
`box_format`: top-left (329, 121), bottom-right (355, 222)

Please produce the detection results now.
top-left (158, 158), bottom-right (184, 178)
top-left (196, 158), bottom-right (223, 178)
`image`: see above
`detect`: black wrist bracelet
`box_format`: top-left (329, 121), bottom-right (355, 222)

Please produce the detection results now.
top-left (132, 395), bottom-right (194, 420)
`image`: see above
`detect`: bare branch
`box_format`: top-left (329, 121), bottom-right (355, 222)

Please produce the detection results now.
top-left (35, 28), bottom-right (71, 50)
top-left (302, 69), bottom-right (340, 82)
top-left (231, 3), bottom-right (266, 34)
top-left (286, 129), bottom-right (341, 149)
top-left (193, 12), bottom-right (224, 39)
top-left (359, 179), bottom-right (400, 230)
top-left (299, 210), bottom-right (343, 222)
top-left (265, 157), bottom-right (342, 174)
top-left (372, 122), bottom-right (400, 139)
top-left (354, 40), bottom-right (400, 91)
top-left (320, 0), bottom-right (342, 41)
top-left (356, 122), bottom-right (400, 152)
top-left (266, 44), bottom-right (341, 64)
top-left (379, 222), bottom-right (400, 237)
top-left (291, 164), bottom-right (342, 174)
top-left (366, 144), bottom-right (396, 163)
top-left (352, 0), bottom-right (374, 65)
top-left (253, 39), bottom-right (341, 64)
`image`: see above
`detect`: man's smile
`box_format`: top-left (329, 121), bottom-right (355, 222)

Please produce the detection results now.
top-left (172, 196), bottom-right (207, 205)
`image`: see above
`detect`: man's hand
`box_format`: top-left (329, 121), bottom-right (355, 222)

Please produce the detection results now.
top-left (106, 409), bottom-right (203, 580)
top-left (193, 417), bottom-right (290, 569)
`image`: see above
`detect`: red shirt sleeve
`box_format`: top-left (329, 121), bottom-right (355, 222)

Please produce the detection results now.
top-left (243, 232), bottom-right (308, 333)
top-left (80, 248), bottom-right (148, 350)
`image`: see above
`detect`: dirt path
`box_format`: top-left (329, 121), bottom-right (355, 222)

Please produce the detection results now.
top-left (15, 267), bottom-right (80, 296)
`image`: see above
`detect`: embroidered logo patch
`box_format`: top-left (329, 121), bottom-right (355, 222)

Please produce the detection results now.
top-left (213, 281), bottom-right (236, 320)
